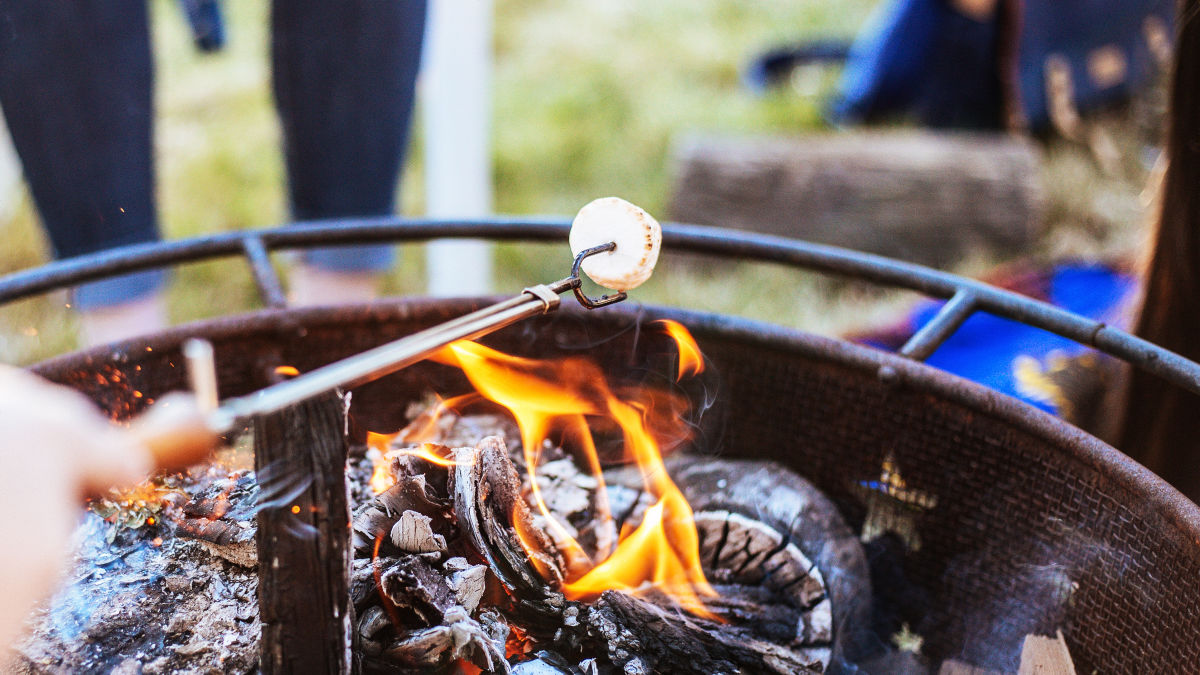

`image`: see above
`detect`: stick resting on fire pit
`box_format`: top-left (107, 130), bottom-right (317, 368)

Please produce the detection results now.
top-left (129, 197), bottom-right (663, 473)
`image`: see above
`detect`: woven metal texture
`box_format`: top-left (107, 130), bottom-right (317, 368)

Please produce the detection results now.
top-left (33, 301), bottom-right (1200, 673)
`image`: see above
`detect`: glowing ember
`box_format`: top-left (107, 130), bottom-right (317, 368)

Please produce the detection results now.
top-left (424, 324), bottom-right (718, 617)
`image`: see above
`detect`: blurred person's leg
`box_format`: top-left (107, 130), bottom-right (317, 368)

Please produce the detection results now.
top-left (271, 0), bottom-right (427, 305)
top-left (0, 0), bottom-right (166, 345)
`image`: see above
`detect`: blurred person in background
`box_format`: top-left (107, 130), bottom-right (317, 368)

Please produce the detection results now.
top-left (0, 0), bottom-right (426, 345)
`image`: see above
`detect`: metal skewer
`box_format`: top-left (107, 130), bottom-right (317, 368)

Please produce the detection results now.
top-left (185, 243), bottom-right (624, 436)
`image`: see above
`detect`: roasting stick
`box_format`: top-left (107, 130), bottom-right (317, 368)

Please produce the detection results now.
top-left (129, 197), bottom-right (662, 473)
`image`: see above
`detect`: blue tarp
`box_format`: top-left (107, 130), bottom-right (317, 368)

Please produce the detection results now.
top-left (860, 264), bottom-right (1136, 415)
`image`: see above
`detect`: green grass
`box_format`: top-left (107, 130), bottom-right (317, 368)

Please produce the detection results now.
top-left (0, 0), bottom-right (1155, 364)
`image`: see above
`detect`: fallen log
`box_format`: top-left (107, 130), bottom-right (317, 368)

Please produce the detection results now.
top-left (669, 132), bottom-right (1043, 267)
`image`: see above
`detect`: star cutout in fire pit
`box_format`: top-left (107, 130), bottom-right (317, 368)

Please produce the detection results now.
top-left (852, 452), bottom-right (937, 551)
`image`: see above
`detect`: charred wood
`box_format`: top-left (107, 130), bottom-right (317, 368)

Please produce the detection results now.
top-left (451, 436), bottom-right (566, 626)
top-left (582, 590), bottom-right (824, 674)
top-left (379, 556), bottom-right (458, 626)
top-left (660, 457), bottom-right (873, 664)
top-left (352, 474), bottom-right (453, 554)
top-left (254, 392), bottom-right (352, 675)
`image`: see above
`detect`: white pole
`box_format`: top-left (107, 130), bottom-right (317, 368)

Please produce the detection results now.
top-left (423, 0), bottom-right (494, 296)
top-left (0, 113), bottom-right (21, 221)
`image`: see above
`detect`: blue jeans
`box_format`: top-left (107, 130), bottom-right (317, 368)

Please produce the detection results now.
top-left (0, 0), bottom-right (427, 309)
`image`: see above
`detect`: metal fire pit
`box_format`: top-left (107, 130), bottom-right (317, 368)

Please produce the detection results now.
top-left (9, 219), bottom-right (1200, 672)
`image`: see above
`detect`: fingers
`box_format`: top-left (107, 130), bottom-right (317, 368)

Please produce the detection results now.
top-left (75, 425), bottom-right (156, 497)
top-left (0, 366), bottom-right (221, 498)
top-left (126, 393), bottom-right (219, 476)
top-left (0, 364), bottom-right (154, 496)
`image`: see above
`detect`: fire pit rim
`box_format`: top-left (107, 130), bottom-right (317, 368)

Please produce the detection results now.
top-left (30, 297), bottom-right (1200, 542)
top-left (3, 216), bottom-right (1198, 397)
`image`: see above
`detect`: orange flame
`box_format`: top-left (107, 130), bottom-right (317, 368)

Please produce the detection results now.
top-left (367, 431), bottom-right (481, 495)
top-left (365, 433), bottom-right (398, 494)
top-left (654, 319), bottom-right (705, 380)
top-left (398, 393), bottom-right (481, 444)
top-left (395, 442), bottom-right (473, 467)
top-left (427, 324), bottom-right (718, 617)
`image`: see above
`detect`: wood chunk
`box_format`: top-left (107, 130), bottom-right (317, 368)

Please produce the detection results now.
top-left (445, 557), bottom-right (488, 614)
top-left (534, 458), bottom-right (597, 517)
top-left (357, 605), bottom-right (392, 643)
top-left (351, 475), bottom-right (452, 553)
top-left (175, 473), bottom-right (258, 567)
top-left (1019, 631), bottom-right (1076, 675)
top-left (450, 437), bottom-right (565, 624)
top-left (387, 446), bottom-right (455, 497)
top-left (584, 590), bottom-right (823, 674)
top-left (379, 556), bottom-right (458, 627)
top-left (383, 625), bottom-right (454, 668)
top-left (176, 518), bottom-right (254, 550)
top-left (195, 538), bottom-right (257, 569)
top-left (254, 392), bottom-right (352, 675)
top-left (381, 607), bottom-right (510, 674)
top-left (351, 557), bottom-right (384, 610)
top-left (390, 510), bottom-right (447, 553)
top-left (510, 650), bottom-right (580, 674)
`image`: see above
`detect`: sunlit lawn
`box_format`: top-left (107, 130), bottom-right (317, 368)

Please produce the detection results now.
top-left (0, 0), bottom-right (1151, 364)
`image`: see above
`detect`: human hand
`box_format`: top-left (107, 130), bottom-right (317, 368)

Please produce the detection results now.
top-left (0, 365), bottom-right (153, 652)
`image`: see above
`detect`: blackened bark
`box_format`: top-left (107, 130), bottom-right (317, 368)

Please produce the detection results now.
top-left (585, 590), bottom-right (824, 674)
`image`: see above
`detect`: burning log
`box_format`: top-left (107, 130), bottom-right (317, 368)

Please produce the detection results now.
top-left (597, 456), bottom-right (873, 670)
top-left (555, 505), bottom-right (833, 673)
top-left (582, 590), bottom-right (824, 674)
top-left (450, 436), bottom-right (567, 625)
top-left (254, 391), bottom-right (353, 675)
top-left (694, 512), bottom-right (831, 643)
top-left (663, 457), bottom-right (874, 664)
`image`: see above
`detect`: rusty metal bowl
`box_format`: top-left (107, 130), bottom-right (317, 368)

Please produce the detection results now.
top-left (29, 299), bottom-right (1200, 673)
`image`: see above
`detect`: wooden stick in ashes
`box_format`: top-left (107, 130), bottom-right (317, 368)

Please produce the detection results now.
top-left (254, 391), bottom-right (353, 675)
